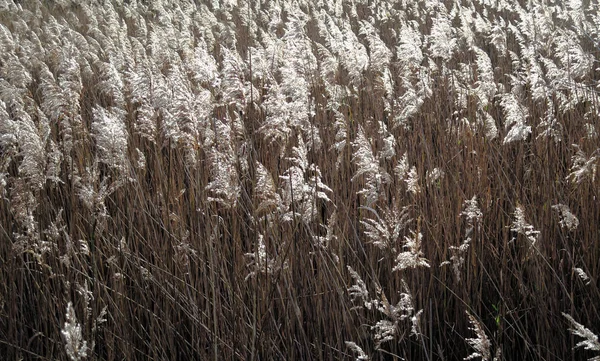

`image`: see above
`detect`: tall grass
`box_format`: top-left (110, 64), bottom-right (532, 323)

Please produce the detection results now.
top-left (0, 0), bottom-right (599, 360)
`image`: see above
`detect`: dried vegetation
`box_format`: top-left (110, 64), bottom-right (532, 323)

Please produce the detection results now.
top-left (0, 0), bottom-right (599, 360)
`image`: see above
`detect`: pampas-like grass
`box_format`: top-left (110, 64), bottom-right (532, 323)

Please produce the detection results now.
top-left (0, 0), bottom-right (599, 360)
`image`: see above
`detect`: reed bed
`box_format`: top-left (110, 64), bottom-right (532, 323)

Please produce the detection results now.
top-left (0, 0), bottom-right (599, 360)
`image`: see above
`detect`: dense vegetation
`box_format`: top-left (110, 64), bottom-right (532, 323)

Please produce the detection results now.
top-left (0, 0), bottom-right (599, 360)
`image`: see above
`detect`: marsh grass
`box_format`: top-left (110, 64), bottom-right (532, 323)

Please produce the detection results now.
top-left (0, 0), bottom-right (599, 360)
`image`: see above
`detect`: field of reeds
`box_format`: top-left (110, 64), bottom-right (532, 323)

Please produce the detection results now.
top-left (1, 0), bottom-right (599, 360)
